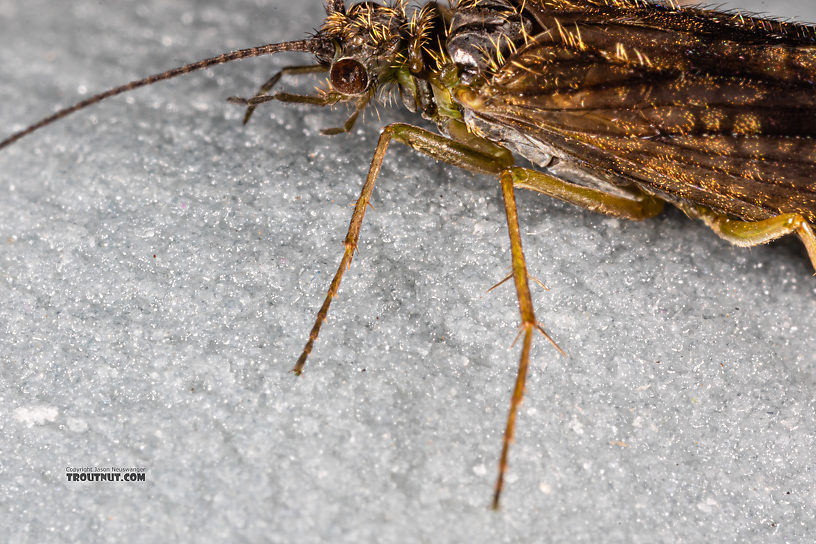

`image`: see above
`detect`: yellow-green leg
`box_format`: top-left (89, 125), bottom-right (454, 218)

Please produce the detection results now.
top-left (507, 167), bottom-right (664, 220)
top-left (687, 206), bottom-right (816, 273)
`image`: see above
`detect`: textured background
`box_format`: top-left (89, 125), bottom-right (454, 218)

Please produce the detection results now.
top-left (1, 1), bottom-right (815, 542)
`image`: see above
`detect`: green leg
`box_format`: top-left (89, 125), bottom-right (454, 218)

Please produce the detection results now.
top-left (687, 206), bottom-right (816, 272)
top-left (416, 121), bottom-right (663, 220)
top-left (507, 167), bottom-right (664, 221)
top-left (380, 120), bottom-right (515, 174)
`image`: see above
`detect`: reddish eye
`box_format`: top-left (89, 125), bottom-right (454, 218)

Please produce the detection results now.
top-left (330, 59), bottom-right (368, 95)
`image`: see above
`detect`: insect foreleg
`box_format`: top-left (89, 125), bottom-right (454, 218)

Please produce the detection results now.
top-left (242, 64), bottom-right (328, 125)
top-left (320, 96), bottom-right (371, 136)
top-left (228, 91), bottom-right (341, 108)
top-left (685, 207), bottom-right (816, 273)
top-left (229, 91), bottom-right (364, 135)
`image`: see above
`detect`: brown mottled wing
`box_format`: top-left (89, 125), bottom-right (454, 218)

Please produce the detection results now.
top-left (466, 0), bottom-right (816, 221)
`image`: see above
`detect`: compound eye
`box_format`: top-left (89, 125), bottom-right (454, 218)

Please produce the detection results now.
top-left (330, 58), bottom-right (368, 95)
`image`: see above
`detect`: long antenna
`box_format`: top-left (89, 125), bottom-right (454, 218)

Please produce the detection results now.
top-left (0, 39), bottom-right (319, 150)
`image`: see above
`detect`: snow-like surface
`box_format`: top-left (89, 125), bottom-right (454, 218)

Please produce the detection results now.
top-left (1, 1), bottom-right (815, 542)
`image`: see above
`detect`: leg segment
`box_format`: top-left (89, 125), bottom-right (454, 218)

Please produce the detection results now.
top-left (492, 171), bottom-right (565, 510)
top-left (291, 125), bottom-right (393, 375)
top-left (320, 95), bottom-right (371, 136)
top-left (241, 64), bottom-right (327, 125)
top-left (229, 91), bottom-right (366, 135)
top-left (228, 91), bottom-right (342, 108)
top-left (687, 206), bottom-right (816, 272)
top-left (508, 167), bottom-right (664, 221)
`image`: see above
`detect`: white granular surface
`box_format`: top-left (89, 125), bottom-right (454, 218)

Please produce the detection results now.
top-left (1, 1), bottom-right (815, 542)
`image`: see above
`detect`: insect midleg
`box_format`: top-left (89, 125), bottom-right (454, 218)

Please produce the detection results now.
top-left (242, 64), bottom-right (328, 125)
top-left (509, 168), bottom-right (665, 221)
top-left (493, 171), bottom-right (562, 510)
top-left (687, 207), bottom-right (816, 272)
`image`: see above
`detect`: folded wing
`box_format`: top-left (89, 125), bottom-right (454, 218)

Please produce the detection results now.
top-left (465, 0), bottom-right (816, 221)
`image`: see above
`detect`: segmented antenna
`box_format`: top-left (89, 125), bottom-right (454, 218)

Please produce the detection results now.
top-left (0, 39), bottom-right (319, 151)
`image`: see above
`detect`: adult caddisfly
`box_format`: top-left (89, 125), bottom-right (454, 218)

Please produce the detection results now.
top-left (2, 0), bottom-right (816, 508)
